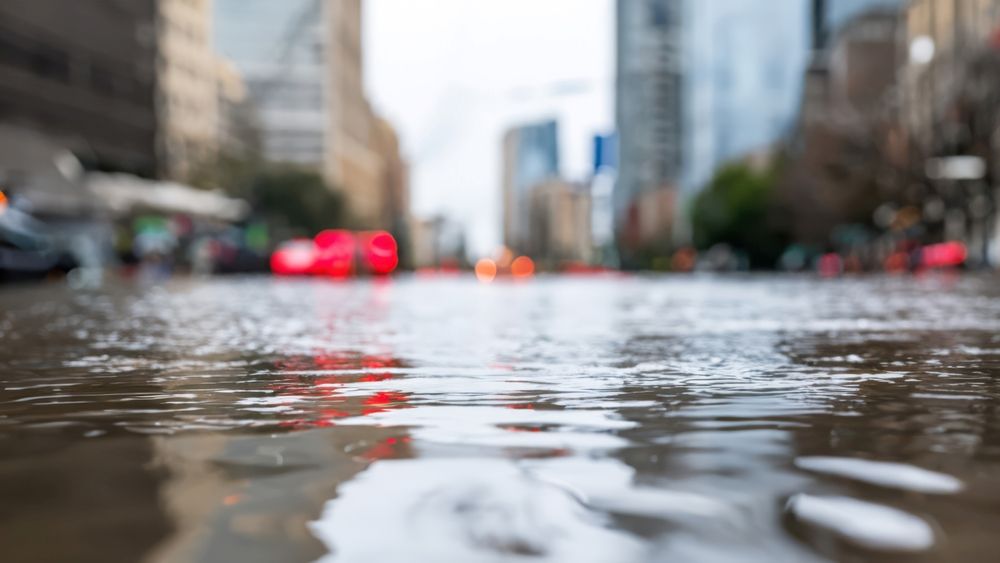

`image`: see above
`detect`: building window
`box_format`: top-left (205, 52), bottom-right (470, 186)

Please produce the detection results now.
top-left (650, 0), bottom-right (671, 27)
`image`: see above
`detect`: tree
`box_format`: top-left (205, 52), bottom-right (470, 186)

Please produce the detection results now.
top-left (691, 161), bottom-right (788, 268)
top-left (248, 166), bottom-right (347, 238)
top-left (188, 152), bottom-right (348, 240)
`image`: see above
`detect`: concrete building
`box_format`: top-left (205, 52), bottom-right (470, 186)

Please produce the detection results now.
top-left (781, 8), bottom-right (905, 247)
top-left (527, 180), bottom-right (593, 267)
top-left (157, 0), bottom-right (221, 181)
top-left (410, 215), bottom-right (466, 269)
top-left (214, 57), bottom-right (255, 157)
top-left (502, 120), bottom-right (560, 255)
top-left (215, 0), bottom-right (407, 231)
top-left (325, 0), bottom-right (388, 229)
top-left (0, 0), bottom-right (159, 178)
top-left (372, 118), bottom-right (410, 233)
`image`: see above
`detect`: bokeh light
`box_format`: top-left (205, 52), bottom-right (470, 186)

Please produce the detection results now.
top-left (474, 258), bottom-right (498, 283)
top-left (511, 256), bottom-right (535, 278)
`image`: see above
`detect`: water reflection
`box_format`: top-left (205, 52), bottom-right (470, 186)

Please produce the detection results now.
top-left (0, 276), bottom-right (998, 562)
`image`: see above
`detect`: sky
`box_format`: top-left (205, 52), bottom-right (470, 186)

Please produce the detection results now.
top-left (364, 0), bottom-right (615, 257)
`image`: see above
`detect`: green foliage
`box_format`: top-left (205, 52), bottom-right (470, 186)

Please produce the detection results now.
top-left (189, 153), bottom-right (347, 239)
top-left (691, 161), bottom-right (787, 268)
top-left (248, 166), bottom-right (346, 237)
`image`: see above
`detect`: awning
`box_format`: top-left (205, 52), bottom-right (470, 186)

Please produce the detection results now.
top-left (86, 173), bottom-right (250, 222)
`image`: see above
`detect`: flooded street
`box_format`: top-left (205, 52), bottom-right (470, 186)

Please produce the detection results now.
top-left (2, 274), bottom-right (1000, 562)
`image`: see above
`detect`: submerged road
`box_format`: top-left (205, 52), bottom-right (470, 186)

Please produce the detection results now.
top-left (1, 274), bottom-right (999, 562)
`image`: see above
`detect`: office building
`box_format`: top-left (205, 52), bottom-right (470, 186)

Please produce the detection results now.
top-left (0, 0), bottom-right (159, 178)
top-left (157, 0), bottom-right (221, 180)
top-left (614, 0), bottom-right (684, 264)
top-left (502, 120), bottom-right (560, 254)
top-left (215, 0), bottom-right (406, 230)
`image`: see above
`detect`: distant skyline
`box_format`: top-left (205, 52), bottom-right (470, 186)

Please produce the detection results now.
top-left (365, 0), bottom-right (902, 257)
top-left (365, 0), bottom-right (614, 256)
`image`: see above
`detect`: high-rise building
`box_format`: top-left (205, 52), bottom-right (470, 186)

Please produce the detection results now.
top-left (325, 0), bottom-right (395, 230)
top-left (156, 0), bottom-right (221, 181)
top-left (215, 0), bottom-right (407, 231)
top-left (684, 0), bottom-right (808, 199)
top-left (215, 0), bottom-right (327, 168)
top-left (614, 0), bottom-right (684, 265)
top-left (0, 0), bottom-right (159, 177)
top-left (502, 120), bottom-right (560, 254)
top-left (615, 0), bottom-right (903, 264)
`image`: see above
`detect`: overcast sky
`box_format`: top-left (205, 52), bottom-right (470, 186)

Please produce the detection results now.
top-left (364, 0), bottom-right (615, 257)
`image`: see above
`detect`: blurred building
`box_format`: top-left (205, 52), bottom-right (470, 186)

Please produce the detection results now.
top-left (214, 57), bottom-right (255, 157)
top-left (156, 0), bottom-right (220, 181)
top-left (502, 120), bottom-right (560, 255)
top-left (900, 0), bottom-right (1000, 150)
top-left (614, 0), bottom-right (684, 267)
top-left (215, 0), bottom-right (327, 168)
top-left (325, 0), bottom-right (390, 230)
top-left (215, 0), bottom-right (408, 232)
top-left (0, 0), bottom-right (159, 178)
top-left (899, 0), bottom-right (1000, 266)
top-left (410, 215), bottom-right (466, 269)
top-left (684, 0), bottom-right (809, 199)
top-left (591, 133), bottom-right (619, 264)
top-left (527, 180), bottom-right (592, 267)
top-left (778, 5), bottom-right (905, 251)
top-left (372, 118), bottom-right (411, 238)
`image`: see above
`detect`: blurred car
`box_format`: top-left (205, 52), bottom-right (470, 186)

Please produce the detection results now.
top-left (0, 204), bottom-right (76, 282)
top-left (271, 230), bottom-right (399, 278)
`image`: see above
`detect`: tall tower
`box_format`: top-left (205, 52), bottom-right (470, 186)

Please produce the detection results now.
top-left (614, 0), bottom-right (684, 266)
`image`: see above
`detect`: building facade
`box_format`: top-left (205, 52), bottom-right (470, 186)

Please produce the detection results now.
top-left (899, 0), bottom-right (1000, 266)
top-left (215, 0), bottom-right (327, 168)
top-left (901, 0), bottom-right (1000, 150)
top-left (527, 180), bottom-right (593, 267)
top-left (614, 0), bottom-right (684, 266)
top-left (157, 0), bottom-right (220, 181)
top-left (215, 0), bottom-right (407, 231)
top-left (501, 120), bottom-right (560, 255)
top-left (0, 0), bottom-right (159, 177)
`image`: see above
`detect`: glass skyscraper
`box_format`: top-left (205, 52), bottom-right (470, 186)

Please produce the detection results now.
top-left (215, 0), bottom-right (327, 166)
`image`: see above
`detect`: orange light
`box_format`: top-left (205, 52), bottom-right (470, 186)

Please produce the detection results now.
top-left (0, 191), bottom-right (7, 213)
top-left (511, 256), bottom-right (535, 278)
top-left (475, 258), bottom-right (498, 283)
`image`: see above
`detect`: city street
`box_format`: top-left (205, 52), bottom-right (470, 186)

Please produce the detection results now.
top-left (1, 274), bottom-right (999, 562)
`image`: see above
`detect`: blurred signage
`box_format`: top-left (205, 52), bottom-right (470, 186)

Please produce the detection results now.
top-left (926, 156), bottom-right (986, 180)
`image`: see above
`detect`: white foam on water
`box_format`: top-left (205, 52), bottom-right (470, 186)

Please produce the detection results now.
top-left (795, 456), bottom-right (963, 494)
top-left (309, 458), bottom-right (646, 563)
top-left (786, 494), bottom-right (935, 552)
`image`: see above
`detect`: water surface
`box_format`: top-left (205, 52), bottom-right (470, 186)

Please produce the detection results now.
top-left (1, 274), bottom-right (999, 562)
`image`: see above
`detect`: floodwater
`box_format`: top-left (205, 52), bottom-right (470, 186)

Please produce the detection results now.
top-left (1, 274), bottom-right (999, 563)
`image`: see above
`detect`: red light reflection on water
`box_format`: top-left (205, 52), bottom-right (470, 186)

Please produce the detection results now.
top-left (359, 435), bottom-right (413, 461)
top-left (271, 352), bottom-right (411, 429)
